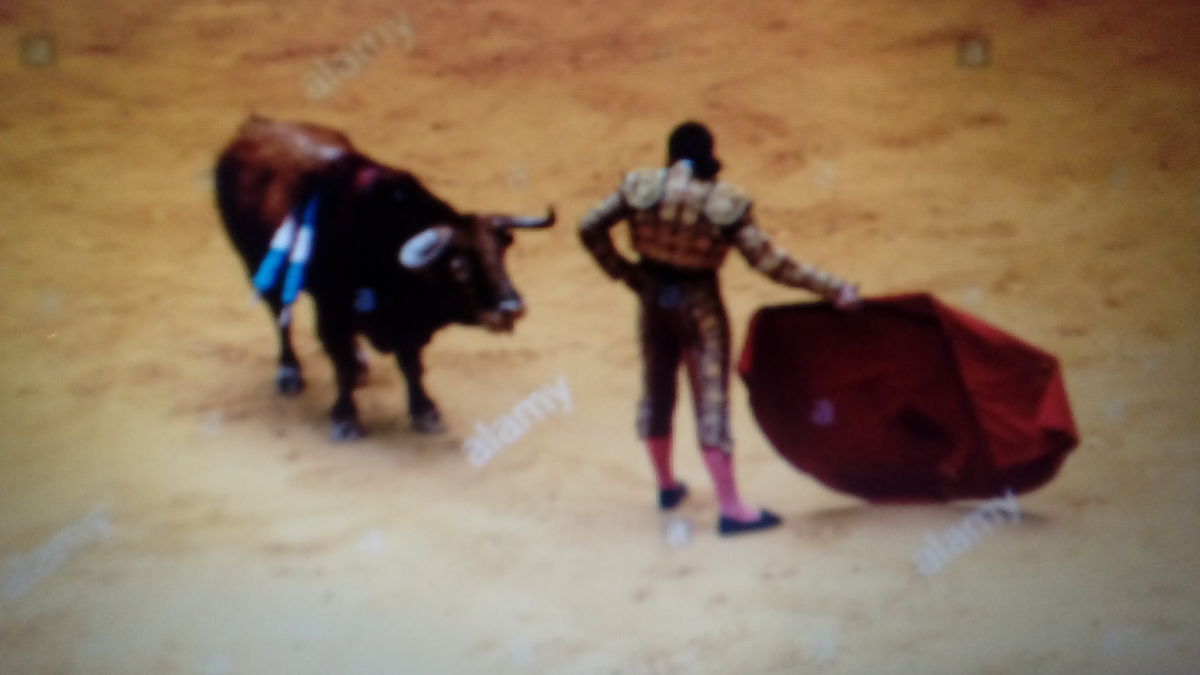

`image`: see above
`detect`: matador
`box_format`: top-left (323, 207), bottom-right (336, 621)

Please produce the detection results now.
top-left (578, 121), bottom-right (861, 535)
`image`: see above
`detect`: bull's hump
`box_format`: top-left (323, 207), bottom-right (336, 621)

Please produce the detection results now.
top-left (302, 136), bottom-right (348, 161)
top-left (287, 127), bottom-right (350, 161)
top-left (239, 118), bottom-right (353, 164)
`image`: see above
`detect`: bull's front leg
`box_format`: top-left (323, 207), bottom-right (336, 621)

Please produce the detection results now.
top-left (396, 340), bottom-right (444, 434)
top-left (265, 295), bottom-right (305, 396)
top-left (315, 302), bottom-right (366, 441)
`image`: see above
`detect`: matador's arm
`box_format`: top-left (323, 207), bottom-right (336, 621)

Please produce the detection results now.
top-left (578, 191), bottom-right (636, 283)
top-left (729, 206), bottom-right (857, 302)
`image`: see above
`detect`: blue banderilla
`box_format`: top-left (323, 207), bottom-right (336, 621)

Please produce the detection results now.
top-left (252, 193), bottom-right (320, 326)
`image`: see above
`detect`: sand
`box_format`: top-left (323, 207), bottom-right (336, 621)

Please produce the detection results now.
top-left (1, 0), bottom-right (1198, 672)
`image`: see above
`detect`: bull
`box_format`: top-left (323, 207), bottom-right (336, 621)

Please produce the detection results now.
top-left (215, 117), bottom-right (554, 440)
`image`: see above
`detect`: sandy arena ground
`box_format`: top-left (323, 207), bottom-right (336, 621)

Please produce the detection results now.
top-left (1, 0), bottom-right (1198, 672)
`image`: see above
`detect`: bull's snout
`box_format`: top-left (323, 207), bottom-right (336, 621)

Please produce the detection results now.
top-left (497, 297), bottom-right (525, 317)
top-left (481, 295), bottom-right (526, 333)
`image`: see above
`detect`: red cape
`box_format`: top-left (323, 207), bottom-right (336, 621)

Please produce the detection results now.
top-left (738, 293), bottom-right (1079, 502)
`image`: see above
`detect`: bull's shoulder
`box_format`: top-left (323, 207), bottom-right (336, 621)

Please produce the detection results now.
top-left (620, 168), bottom-right (668, 209)
top-left (233, 117), bottom-right (354, 166)
top-left (704, 180), bottom-right (752, 226)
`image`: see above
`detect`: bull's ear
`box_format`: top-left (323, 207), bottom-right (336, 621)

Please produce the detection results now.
top-left (398, 226), bottom-right (454, 270)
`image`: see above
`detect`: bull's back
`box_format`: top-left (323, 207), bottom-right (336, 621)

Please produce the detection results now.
top-left (215, 117), bottom-right (354, 271)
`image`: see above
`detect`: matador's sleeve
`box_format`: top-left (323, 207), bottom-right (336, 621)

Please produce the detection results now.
top-left (725, 205), bottom-right (850, 299)
top-left (578, 188), bottom-right (635, 282)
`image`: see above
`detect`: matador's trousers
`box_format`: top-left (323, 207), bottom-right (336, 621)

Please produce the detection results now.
top-left (635, 262), bottom-right (733, 454)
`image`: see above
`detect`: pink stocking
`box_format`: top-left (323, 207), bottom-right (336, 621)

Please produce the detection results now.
top-left (646, 437), bottom-right (677, 490)
top-left (702, 447), bottom-right (760, 522)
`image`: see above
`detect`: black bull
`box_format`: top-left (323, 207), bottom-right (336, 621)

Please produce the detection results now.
top-left (215, 117), bottom-right (554, 440)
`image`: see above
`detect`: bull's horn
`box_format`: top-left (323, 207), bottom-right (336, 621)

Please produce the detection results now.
top-left (495, 206), bottom-right (556, 230)
top-left (399, 225), bottom-right (454, 270)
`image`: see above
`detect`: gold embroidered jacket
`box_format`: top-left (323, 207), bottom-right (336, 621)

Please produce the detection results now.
top-left (578, 164), bottom-right (848, 297)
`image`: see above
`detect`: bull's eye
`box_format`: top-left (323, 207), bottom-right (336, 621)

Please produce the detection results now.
top-left (449, 256), bottom-right (471, 282)
top-left (497, 231), bottom-right (514, 248)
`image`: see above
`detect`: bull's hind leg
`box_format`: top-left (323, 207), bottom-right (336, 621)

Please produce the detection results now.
top-left (265, 296), bottom-right (305, 396)
top-left (315, 303), bottom-right (366, 441)
top-left (397, 340), bottom-right (444, 434)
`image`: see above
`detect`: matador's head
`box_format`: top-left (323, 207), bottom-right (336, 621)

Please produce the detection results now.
top-left (667, 121), bottom-right (722, 180)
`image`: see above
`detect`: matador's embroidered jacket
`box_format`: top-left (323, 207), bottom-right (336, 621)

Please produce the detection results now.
top-left (578, 162), bottom-right (851, 452)
top-left (578, 161), bottom-right (850, 295)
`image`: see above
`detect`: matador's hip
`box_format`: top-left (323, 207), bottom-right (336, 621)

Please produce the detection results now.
top-left (634, 260), bottom-right (734, 453)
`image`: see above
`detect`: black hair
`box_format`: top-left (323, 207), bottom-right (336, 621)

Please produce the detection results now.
top-left (667, 121), bottom-right (722, 180)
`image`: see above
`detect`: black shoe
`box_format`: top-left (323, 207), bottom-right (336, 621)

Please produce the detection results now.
top-left (658, 482), bottom-right (688, 510)
top-left (718, 509), bottom-right (782, 536)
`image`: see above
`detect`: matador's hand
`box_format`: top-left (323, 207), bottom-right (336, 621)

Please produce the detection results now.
top-left (833, 283), bottom-right (862, 310)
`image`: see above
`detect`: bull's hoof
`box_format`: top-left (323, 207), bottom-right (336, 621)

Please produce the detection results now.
top-left (411, 408), bottom-right (445, 434)
top-left (330, 419), bottom-right (366, 442)
top-left (276, 366), bottom-right (305, 397)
